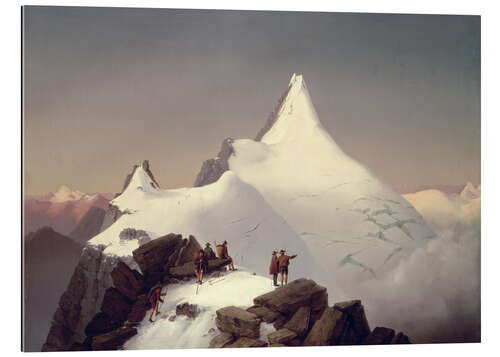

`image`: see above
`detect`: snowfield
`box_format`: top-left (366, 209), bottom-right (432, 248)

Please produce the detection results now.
top-left (124, 269), bottom-right (276, 350)
top-left (229, 74), bottom-right (435, 286)
top-left (89, 167), bottom-right (325, 281)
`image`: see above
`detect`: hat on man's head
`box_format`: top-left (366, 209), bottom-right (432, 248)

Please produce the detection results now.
top-left (223, 240), bottom-right (228, 244)
top-left (280, 249), bottom-right (285, 254)
top-left (272, 250), bottom-right (277, 254)
top-left (205, 242), bottom-right (211, 247)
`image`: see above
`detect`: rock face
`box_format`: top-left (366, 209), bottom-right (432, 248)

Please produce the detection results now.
top-left (169, 258), bottom-right (231, 278)
top-left (176, 303), bottom-right (199, 319)
top-left (194, 138), bottom-right (235, 187)
top-left (225, 337), bottom-right (267, 348)
top-left (91, 326), bottom-right (137, 351)
top-left (126, 295), bottom-right (150, 326)
top-left (246, 306), bottom-right (281, 323)
top-left (42, 245), bottom-right (119, 351)
top-left (363, 327), bottom-right (396, 345)
top-left (209, 332), bottom-right (235, 348)
top-left (100, 204), bottom-right (124, 232)
top-left (84, 312), bottom-right (121, 338)
top-left (267, 329), bottom-right (297, 344)
top-left (283, 306), bottom-right (311, 336)
top-left (215, 306), bottom-right (261, 339)
top-left (254, 83), bottom-right (293, 141)
top-left (212, 278), bottom-right (410, 348)
top-left (69, 206), bottom-right (107, 244)
top-left (132, 233), bottom-right (183, 274)
top-left (253, 278), bottom-right (327, 315)
top-left (110, 261), bottom-right (145, 301)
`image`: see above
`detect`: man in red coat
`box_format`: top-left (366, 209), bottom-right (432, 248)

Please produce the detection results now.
top-left (269, 251), bottom-right (280, 287)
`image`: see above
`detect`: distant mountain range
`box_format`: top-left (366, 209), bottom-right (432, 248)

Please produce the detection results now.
top-left (24, 185), bottom-right (111, 243)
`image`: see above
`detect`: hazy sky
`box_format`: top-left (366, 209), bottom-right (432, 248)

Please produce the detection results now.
top-left (23, 6), bottom-right (480, 195)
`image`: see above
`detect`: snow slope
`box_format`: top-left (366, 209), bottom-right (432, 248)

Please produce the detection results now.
top-left (89, 167), bottom-right (325, 280)
top-left (125, 269), bottom-right (276, 350)
top-left (228, 74), bottom-right (435, 287)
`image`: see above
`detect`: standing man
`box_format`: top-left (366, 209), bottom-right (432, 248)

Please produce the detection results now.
top-left (216, 240), bottom-right (235, 271)
top-left (147, 283), bottom-right (166, 322)
top-left (269, 251), bottom-right (280, 287)
top-left (194, 249), bottom-right (209, 284)
top-left (278, 249), bottom-right (297, 286)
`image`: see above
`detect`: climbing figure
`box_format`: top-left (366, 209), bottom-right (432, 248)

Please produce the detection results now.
top-left (194, 249), bottom-right (209, 284)
top-left (269, 250), bottom-right (280, 287)
top-left (278, 249), bottom-right (297, 286)
top-left (216, 240), bottom-right (235, 271)
top-left (148, 283), bottom-right (166, 322)
top-left (203, 242), bottom-right (217, 260)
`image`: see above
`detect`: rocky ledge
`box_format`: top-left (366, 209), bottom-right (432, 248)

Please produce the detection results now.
top-left (210, 278), bottom-right (410, 348)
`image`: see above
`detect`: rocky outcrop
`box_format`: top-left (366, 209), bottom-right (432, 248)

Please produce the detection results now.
top-left (254, 82), bottom-right (293, 141)
top-left (99, 204), bottom-right (124, 233)
top-left (91, 326), bottom-right (137, 351)
top-left (225, 337), bottom-right (267, 348)
top-left (175, 235), bottom-right (202, 266)
top-left (176, 303), bottom-right (199, 319)
top-left (132, 233), bottom-right (183, 274)
top-left (215, 306), bottom-right (261, 339)
top-left (211, 278), bottom-right (411, 348)
top-left (267, 329), bottom-right (297, 344)
top-left (42, 245), bottom-right (119, 351)
top-left (209, 332), bottom-right (235, 348)
top-left (194, 138), bottom-right (235, 187)
top-left (44, 233), bottom-right (206, 351)
top-left (253, 278), bottom-right (327, 315)
top-left (168, 258), bottom-right (231, 279)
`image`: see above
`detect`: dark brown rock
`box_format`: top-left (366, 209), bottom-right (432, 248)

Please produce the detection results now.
top-left (268, 328), bottom-right (297, 345)
top-left (169, 258), bottom-right (231, 278)
top-left (176, 303), bottom-right (199, 319)
top-left (100, 288), bottom-right (132, 325)
top-left (283, 306), bottom-right (311, 336)
top-left (273, 314), bottom-right (289, 330)
top-left (209, 332), bottom-right (235, 348)
top-left (215, 306), bottom-right (261, 338)
top-left (303, 307), bottom-right (346, 346)
top-left (333, 300), bottom-right (371, 344)
top-left (224, 337), bottom-right (267, 348)
top-left (126, 294), bottom-right (150, 325)
top-left (132, 233), bottom-right (183, 274)
top-left (84, 312), bottom-right (121, 338)
top-left (110, 261), bottom-right (144, 301)
top-left (246, 306), bottom-right (281, 323)
top-left (362, 327), bottom-right (395, 345)
top-left (391, 332), bottom-right (411, 344)
top-left (91, 326), bottom-right (137, 351)
top-left (253, 278), bottom-right (327, 315)
top-left (176, 235), bottom-right (202, 266)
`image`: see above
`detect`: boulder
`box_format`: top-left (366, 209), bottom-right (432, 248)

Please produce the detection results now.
top-left (267, 328), bottom-right (297, 345)
top-left (176, 303), bottom-right (199, 319)
top-left (391, 332), bottom-right (411, 344)
top-left (283, 306), bottom-right (311, 336)
top-left (110, 261), bottom-right (145, 301)
top-left (246, 306), bottom-right (281, 323)
top-left (215, 306), bottom-right (261, 338)
top-left (303, 307), bottom-right (346, 346)
top-left (334, 300), bottom-right (370, 343)
top-left (253, 279), bottom-right (327, 315)
top-left (126, 294), bottom-right (150, 325)
top-left (132, 233), bottom-right (183, 274)
top-left (225, 337), bottom-right (267, 348)
top-left (209, 332), bottom-right (235, 348)
top-left (91, 326), bottom-right (137, 351)
top-left (84, 312), bottom-right (121, 337)
top-left (362, 327), bottom-right (395, 345)
top-left (169, 258), bottom-right (231, 278)
top-left (175, 235), bottom-right (202, 266)
top-left (100, 288), bottom-right (133, 325)
top-left (273, 314), bottom-right (289, 330)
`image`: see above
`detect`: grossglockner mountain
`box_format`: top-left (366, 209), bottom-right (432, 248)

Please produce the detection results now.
top-left (43, 74), bottom-right (435, 351)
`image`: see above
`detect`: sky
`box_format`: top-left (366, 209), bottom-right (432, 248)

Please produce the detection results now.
top-left (23, 6), bottom-right (480, 195)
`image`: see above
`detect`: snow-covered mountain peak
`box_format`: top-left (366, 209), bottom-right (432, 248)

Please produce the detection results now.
top-left (49, 185), bottom-right (87, 203)
top-left (460, 182), bottom-right (481, 201)
top-left (111, 164), bottom-right (160, 210)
